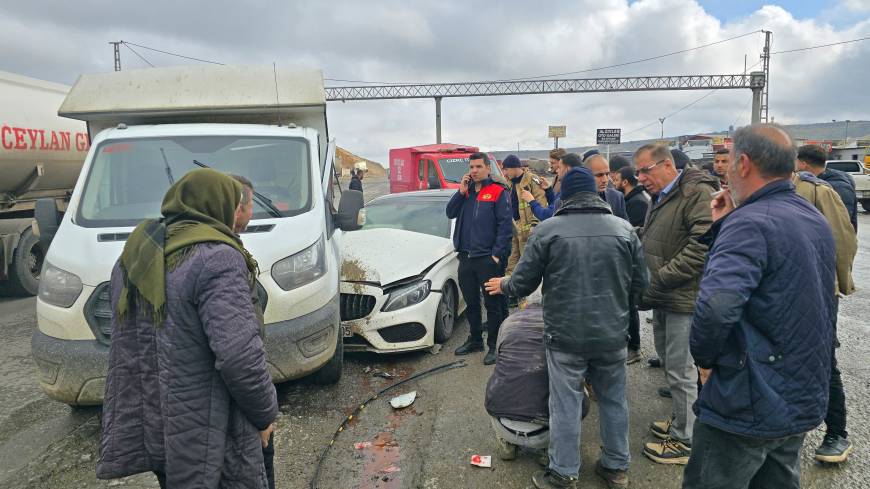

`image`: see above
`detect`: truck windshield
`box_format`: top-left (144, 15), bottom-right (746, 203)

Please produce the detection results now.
top-left (77, 136), bottom-right (310, 227)
top-left (438, 157), bottom-right (469, 183)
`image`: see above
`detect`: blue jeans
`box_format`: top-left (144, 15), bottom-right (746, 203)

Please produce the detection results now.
top-left (546, 347), bottom-right (630, 478)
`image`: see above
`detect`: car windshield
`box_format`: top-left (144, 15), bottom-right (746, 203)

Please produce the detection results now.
top-left (438, 156), bottom-right (503, 183)
top-left (361, 199), bottom-right (450, 238)
top-left (827, 161), bottom-right (861, 173)
top-left (77, 136), bottom-right (310, 227)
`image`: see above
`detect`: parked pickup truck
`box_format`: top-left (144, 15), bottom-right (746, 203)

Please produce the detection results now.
top-left (827, 160), bottom-right (870, 213)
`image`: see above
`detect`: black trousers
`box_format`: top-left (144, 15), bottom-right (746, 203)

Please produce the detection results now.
top-left (825, 297), bottom-right (847, 438)
top-left (458, 253), bottom-right (505, 348)
top-left (682, 422), bottom-right (804, 489)
top-left (154, 433), bottom-right (274, 489)
top-left (627, 300), bottom-right (640, 351)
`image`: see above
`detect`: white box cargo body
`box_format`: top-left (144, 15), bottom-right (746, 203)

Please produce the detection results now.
top-left (32, 65), bottom-right (363, 405)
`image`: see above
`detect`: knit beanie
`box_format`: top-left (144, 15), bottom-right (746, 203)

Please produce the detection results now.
top-left (560, 167), bottom-right (597, 199)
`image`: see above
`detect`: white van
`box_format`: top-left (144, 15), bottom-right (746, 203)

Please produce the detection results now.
top-left (31, 65), bottom-right (363, 405)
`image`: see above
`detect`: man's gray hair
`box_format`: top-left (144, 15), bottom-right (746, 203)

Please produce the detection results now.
top-left (230, 174), bottom-right (254, 205)
top-left (633, 143), bottom-right (671, 164)
top-left (731, 124), bottom-right (796, 178)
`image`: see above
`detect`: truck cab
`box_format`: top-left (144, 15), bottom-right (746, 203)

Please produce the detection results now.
top-left (31, 65), bottom-right (363, 405)
top-left (389, 144), bottom-right (503, 194)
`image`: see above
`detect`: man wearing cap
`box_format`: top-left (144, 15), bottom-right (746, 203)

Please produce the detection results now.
top-left (486, 167), bottom-right (648, 489)
top-left (502, 154), bottom-right (548, 275)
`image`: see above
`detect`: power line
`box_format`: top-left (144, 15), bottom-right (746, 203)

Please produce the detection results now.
top-left (122, 42), bottom-right (155, 67)
top-left (122, 41), bottom-right (224, 65)
top-left (771, 35), bottom-right (870, 54)
top-left (325, 30), bottom-right (762, 85)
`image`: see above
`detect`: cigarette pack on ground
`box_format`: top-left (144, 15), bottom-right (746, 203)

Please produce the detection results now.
top-left (470, 455), bottom-right (492, 468)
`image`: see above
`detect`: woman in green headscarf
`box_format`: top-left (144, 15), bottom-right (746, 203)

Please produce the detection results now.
top-left (98, 168), bottom-right (278, 489)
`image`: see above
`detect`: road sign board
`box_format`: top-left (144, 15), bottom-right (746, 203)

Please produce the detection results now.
top-left (597, 128), bottom-right (621, 145)
top-left (548, 125), bottom-right (566, 138)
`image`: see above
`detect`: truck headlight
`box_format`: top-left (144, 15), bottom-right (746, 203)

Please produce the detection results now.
top-left (38, 263), bottom-right (83, 308)
top-left (271, 237), bottom-right (326, 291)
top-left (382, 280), bottom-right (431, 312)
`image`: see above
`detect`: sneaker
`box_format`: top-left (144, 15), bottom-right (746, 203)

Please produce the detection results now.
top-left (532, 469), bottom-right (577, 489)
top-left (483, 348), bottom-right (497, 365)
top-left (495, 437), bottom-right (517, 461)
top-left (626, 349), bottom-right (642, 365)
top-left (648, 357), bottom-right (662, 368)
top-left (595, 460), bottom-right (629, 488)
top-left (643, 437), bottom-right (691, 465)
top-left (649, 419), bottom-right (672, 440)
top-left (815, 433), bottom-right (852, 463)
top-left (454, 336), bottom-right (484, 355)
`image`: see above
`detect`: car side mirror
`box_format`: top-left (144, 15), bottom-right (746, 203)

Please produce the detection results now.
top-left (336, 189), bottom-right (363, 231)
top-left (34, 198), bottom-right (61, 251)
top-left (428, 176), bottom-right (441, 189)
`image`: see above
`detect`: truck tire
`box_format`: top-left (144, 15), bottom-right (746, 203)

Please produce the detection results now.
top-left (310, 328), bottom-right (343, 384)
top-left (5, 228), bottom-right (43, 296)
top-left (861, 200), bottom-right (870, 213)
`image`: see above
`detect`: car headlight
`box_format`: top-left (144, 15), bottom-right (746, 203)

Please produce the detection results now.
top-left (271, 237), bottom-right (326, 291)
top-left (38, 262), bottom-right (83, 308)
top-left (382, 280), bottom-right (431, 312)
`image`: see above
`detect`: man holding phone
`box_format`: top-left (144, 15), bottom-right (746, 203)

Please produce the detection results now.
top-left (446, 152), bottom-right (513, 365)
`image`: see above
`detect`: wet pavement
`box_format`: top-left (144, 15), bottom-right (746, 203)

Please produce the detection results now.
top-left (0, 181), bottom-right (867, 488)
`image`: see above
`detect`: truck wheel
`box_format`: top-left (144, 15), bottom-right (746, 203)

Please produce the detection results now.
top-left (6, 229), bottom-right (43, 296)
top-left (861, 200), bottom-right (870, 213)
top-left (310, 328), bottom-right (343, 384)
top-left (434, 282), bottom-right (456, 343)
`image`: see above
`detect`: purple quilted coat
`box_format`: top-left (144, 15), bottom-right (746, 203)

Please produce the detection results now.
top-left (97, 243), bottom-right (278, 488)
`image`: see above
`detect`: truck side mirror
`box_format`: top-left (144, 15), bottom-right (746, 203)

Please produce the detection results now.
top-left (34, 198), bottom-right (61, 251)
top-left (335, 189), bottom-right (363, 231)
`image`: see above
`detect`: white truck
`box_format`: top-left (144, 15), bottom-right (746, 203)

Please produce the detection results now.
top-left (0, 71), bottom-right (89, 296)
top-left (31, 65), bottom-right (363, 405)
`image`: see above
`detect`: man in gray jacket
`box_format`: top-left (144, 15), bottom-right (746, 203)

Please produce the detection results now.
top-left (486, 167), bottom-right (648, 489)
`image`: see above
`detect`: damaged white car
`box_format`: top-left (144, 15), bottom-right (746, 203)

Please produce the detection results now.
top-left (340, 190), bottom-right (465, 353)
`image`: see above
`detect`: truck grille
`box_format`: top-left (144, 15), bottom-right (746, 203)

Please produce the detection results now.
top-left (85, 282), bottom-right (113, 345)
top-left (377, 323), bottom-right (427, 343)
top-left (340, 294), bottom-right (376, 321)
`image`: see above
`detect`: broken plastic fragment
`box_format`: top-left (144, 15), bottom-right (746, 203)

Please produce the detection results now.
top-left (354, 441), bottom-right (372, 450)
top-left (389, 391), bottom-right (417, 409)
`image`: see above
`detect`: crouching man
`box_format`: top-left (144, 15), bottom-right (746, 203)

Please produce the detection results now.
top-left (484, 291), bottom-right (588, 466)
top-left (485, 167), bottom-right (648, 489)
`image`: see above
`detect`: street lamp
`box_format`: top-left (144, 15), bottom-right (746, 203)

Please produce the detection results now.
top-left (659, 118), bottom-right (666, 139)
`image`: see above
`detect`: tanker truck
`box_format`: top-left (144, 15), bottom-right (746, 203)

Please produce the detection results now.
top-left (0, 70), bottom-right (89, 296)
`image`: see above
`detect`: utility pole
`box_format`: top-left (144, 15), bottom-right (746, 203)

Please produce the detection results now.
top-left (845, 119), bottom-right (850, 142)
top-left (110, 41), bottom-right (122, 71)
top-left (760, 30), bottom-right (772, 123)
top-left (659, 118), bottom-right (666, 139)
top-left (435, 97), bottom-right (442, 143)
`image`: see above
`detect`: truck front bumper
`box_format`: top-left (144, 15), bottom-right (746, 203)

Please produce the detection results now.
top-left (31, 293), bottom-right (340, 406)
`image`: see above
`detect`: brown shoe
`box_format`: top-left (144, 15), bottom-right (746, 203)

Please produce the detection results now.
top-left (643, 437), bottom-right (691, 465)
top-left (595, 460), bottom-right (629, 488)
top-left (649, 419), bottom-right (671, 440)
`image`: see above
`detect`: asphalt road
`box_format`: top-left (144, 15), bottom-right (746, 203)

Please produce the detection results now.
top-left (0, 179), bottom-right (867, 488)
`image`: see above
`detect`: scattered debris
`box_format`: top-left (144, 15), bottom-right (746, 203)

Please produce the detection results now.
top-left (363, 366), bottom-right (373, 374)
top-left (373, 369), bottom-right (395, 379)
top-left (470, 455), bottom-right (492, 468)
top-left (429, 344), bottom-right (442, 355)
top-left (389, 391), bottom-right (417, 409)
top-left (354, 441), bottom-right (373, 450)
top-left (80, 453), bottom-right (92, 462)
top-left (382, 465), bottom-right (400, 474)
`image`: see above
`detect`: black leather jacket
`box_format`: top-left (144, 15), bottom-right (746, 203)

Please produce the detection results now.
top-left (502, 192), bottom-right (649, 353)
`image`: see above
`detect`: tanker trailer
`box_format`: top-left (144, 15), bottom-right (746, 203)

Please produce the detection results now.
top-left (0, 70), bottom-right (89, 295)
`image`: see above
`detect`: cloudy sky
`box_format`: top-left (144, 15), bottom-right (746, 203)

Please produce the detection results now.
top-left (3, 0), bottom-right (869, 163)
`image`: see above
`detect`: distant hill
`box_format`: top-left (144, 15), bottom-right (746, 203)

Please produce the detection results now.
top-left (336, 147), bottom-right (387, 177)
top-left (491, 120), bottom-right (870, 161)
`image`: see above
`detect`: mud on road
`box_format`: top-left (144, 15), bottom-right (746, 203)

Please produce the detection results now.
top-left (0, 183), bottom-right (867, 488)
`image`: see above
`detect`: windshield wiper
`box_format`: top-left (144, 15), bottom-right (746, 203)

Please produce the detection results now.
top-left (191, 159), bottom-right (283, 218)
top-left (160, 148), bottom-right (175, 184)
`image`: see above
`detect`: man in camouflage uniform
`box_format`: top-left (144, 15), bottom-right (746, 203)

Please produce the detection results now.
top-left (501, 154), bottom-right (548, 275)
